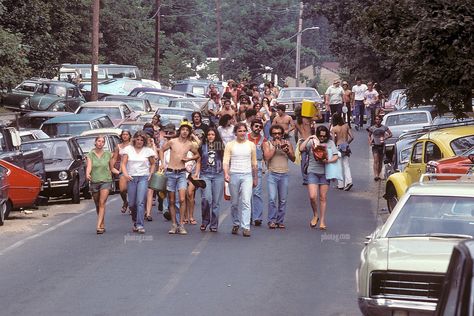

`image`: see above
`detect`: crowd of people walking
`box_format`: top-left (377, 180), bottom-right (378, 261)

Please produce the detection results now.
top-left (85, 78), bottom-right (391, 237)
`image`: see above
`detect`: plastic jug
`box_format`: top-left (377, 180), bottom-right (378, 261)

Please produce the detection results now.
top-left (301, 99), bottom-right (319, 118)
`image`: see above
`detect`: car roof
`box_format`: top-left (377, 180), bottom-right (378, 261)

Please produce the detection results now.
top-left (408, 180), bottom-right (474, 197)
top-left (37, 80), bottom-right (77, 88)
top-left (170, 97), bottom-right (208, 102)
top-left (22, 136), bottom-right (74, 142)
top-left (420, 125), bottom-right (474, 141)
top-left (79, 101), bottom-right (128, 107)
top-left (155, 106), bottom-right (194, 112)
top-left (129, 87), bottom-right (186, 96)
top-left (103, 95), bottom-right (145, 101)
top-left (22, 111), bottom-right (71, 118)
top-left (385, 109), bottom-right (431, 116)
top-left (80, 128), bottom-right (122, 136)
top-left (42, 113), bottom-right (109, 123)
top-left (280, 87), bottom-right (317, 91)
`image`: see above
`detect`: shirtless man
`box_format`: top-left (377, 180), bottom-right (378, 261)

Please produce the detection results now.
top-left (218, 99), bottom-right (236, 122)
top-left (159, 121), bottom-right (200, 235)
top-left (272, 104), bottom-right (294, 139)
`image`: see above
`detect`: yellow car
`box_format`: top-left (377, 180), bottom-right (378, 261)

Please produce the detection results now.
top-left (384, 125), bottom-right (474, 211)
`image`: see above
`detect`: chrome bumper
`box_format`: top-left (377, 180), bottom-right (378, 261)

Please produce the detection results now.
top-left (358, 297), bottom-right (436, 316)
top-left (43, 180), bottom-right (70, 188)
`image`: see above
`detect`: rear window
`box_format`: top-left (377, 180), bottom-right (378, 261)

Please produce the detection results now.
top-left (386, 113), bottom-right (429, 126)
top-left (279, 89), bottom-right (319, 99)
top-left (450, 135), bottom-right (474, 155)
top-left (78, 107), bottom-right (122, 120)
top-left (42, 123), bottom-right (91, 137)
top-left (98, 116), bottom-right (114, 128)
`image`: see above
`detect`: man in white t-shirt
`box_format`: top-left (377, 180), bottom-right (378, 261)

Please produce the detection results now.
top-left (351, 77), bottom-right (368, 130)
top-left (325, 79), bottom-right (344, 120)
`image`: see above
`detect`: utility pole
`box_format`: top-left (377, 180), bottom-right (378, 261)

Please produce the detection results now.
top-left (153, 0), bottom-right (161, 81)
top-left (215, 0), bottom-right (223, 81)
top-left (295, 1), bottom-right (303, 87)
top-left (91, 0), bottom-right (100, 101)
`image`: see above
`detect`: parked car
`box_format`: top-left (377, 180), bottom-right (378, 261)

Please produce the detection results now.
top-left (19, 129), bottom-right (50, 142)
top-left (274, 87), bottom-right (324, 119)
top-left (385, 124), bottom-right (474, 212)
top-left (21, 137), bottom-right (90, 203)
top-left (435, 239), bottom-right (474, 316)
top-left (74, 101), bottom-right (139, 126)
top-left (384, 129), bottom-right (427, 178)
top-left (2, 78), bottom-right (46, 111)
top-left (154, 107), bottom-right (193, 127)
top-left (40, 113), bottom-right (114, 137)
top-left (27, 81), bottom-right (85, 112)
top-left (168, 97), bottom-right (208, 111)
top-left (80, 78), bottom-right (155, 101)
top-left (427, 146), bottom-right (474, 176)
top-left (116, 121), bottom-right (145, 136)
top-left (382, 109), bottom-right (433, 159)
top-left (358, 176), bottom-right (474, 316)
top-left (172, 79), bottom-right (224, 96)
top-left (136, 91), bottom-right (188, 109)
top-left (383, 88), bottom-right (405, 113)
top-left (431, 112), bottom-right (474, 126)
top-left (17, 111), bottom-right (71, 129)
top-left (0, 159), bottom-right (43, 221)
top-left (100, 95), bottom-right (153, 113)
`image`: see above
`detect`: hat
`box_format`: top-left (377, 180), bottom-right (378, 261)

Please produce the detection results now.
top-left (178, 120), bottom-right (193, 131)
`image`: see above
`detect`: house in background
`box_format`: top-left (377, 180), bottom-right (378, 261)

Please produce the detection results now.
top-left (285, 62), bottom-right (341, 90)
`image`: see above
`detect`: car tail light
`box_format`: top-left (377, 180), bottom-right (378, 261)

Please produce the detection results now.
top-left (426, 161), bottom-right (439, 173)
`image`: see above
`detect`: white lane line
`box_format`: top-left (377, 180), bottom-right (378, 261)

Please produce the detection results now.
top-left (158, 209), bottom-right (229, 299)
top-left (0, 196), bottom-right (119, 256)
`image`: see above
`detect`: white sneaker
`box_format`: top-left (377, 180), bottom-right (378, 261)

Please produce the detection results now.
top-left (168, 224), bottom-right (177, 234)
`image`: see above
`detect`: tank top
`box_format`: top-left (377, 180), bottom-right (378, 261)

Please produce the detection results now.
top-left (268, 142), bottom-right (289, 173)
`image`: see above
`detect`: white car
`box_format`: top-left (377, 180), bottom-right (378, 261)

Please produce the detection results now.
top-left (357, 175), bottom-right (474, 316)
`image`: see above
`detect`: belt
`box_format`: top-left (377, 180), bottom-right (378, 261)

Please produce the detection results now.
top-left (166, 168), bottom-right (186, 173)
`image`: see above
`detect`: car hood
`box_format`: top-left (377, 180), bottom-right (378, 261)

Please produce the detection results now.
top-left (387, 237), bottom-right (464, 273)
top-left (29, 94), bottom-right (60, 110)
top-left (44, 159), bottom-right (74, 172)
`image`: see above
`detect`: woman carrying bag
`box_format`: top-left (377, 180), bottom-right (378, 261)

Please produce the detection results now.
top-left (299, 125), bottom-right (339, 230)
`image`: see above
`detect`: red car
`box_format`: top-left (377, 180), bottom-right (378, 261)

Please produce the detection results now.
top-left (427, 146), bottom-right (474, 176)
top-left (0, 159), bottom-right (42, 221)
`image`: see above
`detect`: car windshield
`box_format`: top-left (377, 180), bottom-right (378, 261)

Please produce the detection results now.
top-left (117, 123), bottom-right (143, 135)
top-left (22, 141), bottom-right (72, 160)
top-left (385, 113), bottom-right (429, 126)
top-left (451, 135), bottom-right (474, 155)
top-left (16, 82), bottom-right (38, 92)
top-left (279, 89), bottom-right (319, 99)
top-left (169, 99), bottom-right (206, 110)
top-left (78, 107), bottom-right (122, 120)
top-left (38, 84), bottom-right (67, 97)
top-left (76, 137), bottom-right (112, 154)
top-left (139, 93), bottom-right (177, 106)
top-left (115, 99), bottom-right (144, 111)
top-left (42, 123), bottom-right (91, 137)
top-left (387, 195), bottom-right (474, 238)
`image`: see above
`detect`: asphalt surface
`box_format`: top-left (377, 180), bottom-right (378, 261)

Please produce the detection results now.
top-left (0, 128), bottom-right (382, 316)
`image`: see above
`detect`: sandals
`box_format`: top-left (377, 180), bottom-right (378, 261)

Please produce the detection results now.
top-left (145, 215), bottom-right (153, 221)
top-left (310, 217), bottom-right (319, 228)
top-left (200, 224), bottom-right (207, 231)
top-left (268, 222), bottom-right (277, 229)
top-left (189, 219), bottom-right (197, 225)
top-left (319, 224), bottom-right (327, 230)
top-left (231, 225), bottom-right (239, 235)
top-left (276, 223), bottom-right (286, 229)
top-left (121, 202), bottom-right (128, 214)
top-left (96, 228), bottom-right (105, 234)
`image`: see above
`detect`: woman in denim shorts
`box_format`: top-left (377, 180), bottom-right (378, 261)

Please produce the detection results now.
top-left (299, 126), bottom-right (339, 230)
top-left (86, 135), bottom-right (117, 234)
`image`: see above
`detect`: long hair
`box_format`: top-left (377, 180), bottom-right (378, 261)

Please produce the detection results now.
top-left (202, 127), bottom-right (224, 157)
top-left (219, 114), bottom-right (232, 127)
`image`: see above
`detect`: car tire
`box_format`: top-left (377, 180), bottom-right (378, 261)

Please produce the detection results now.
top-left (71, 178), bottom-right (81, 204)
top-left (0, 201), bottom-right (5, 226)
top-left (82, 183), bottom-right (92, 200)
top-left (386, 184), bottom-right (398, 213)
top-left (3, 200), bottom-right (12, 222)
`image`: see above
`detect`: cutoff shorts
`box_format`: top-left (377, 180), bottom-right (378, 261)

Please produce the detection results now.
top-left (89, 181), bottom-right (112, 193)
top-left (165, 170), bottom-right (187, 192)
top-left (307, 173), bottom-right (330, 185)
top-left (372, 145), bottom-right (384, 157)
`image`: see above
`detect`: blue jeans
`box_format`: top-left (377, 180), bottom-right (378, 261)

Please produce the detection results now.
top-left (229, 172), bottom-right (253, 230)
top-left (251, 163), bottom-right (264, 222)
top-left (128, 175), bottom-right (148, 228)
top-left (353, 100), bottom-right (365, 127)
top-left (201, 172), bottom-right (224, 229)
top-left (267, 172), bottom-right (289, 224)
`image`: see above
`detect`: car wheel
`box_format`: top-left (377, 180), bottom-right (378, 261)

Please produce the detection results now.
top-left (386, 184), bottom-right (398, 213)
top-left (3, 200), bottom-right (12, 221)
top-left (71, 178), bottom-right (81, 204)
top-left (0, 201), bottom-right (5, 226)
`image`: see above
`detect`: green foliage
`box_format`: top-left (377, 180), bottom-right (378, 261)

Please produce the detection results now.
top-left (308, 0), bottom-right (474, 114)
top-left (0, 27), bottom-right (31, 85)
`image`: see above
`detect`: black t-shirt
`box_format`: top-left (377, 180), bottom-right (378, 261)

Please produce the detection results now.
top-left (193, 122), bottom-right (209, 139)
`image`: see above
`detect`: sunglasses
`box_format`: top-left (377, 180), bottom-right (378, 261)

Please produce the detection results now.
top-left (253, 125), bottom-right (263, 129)
top-left (271, 132), bottom-right (282, 135)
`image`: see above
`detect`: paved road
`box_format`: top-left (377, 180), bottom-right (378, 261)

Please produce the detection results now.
top-left (0, 129), bottom-right (382, 316)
